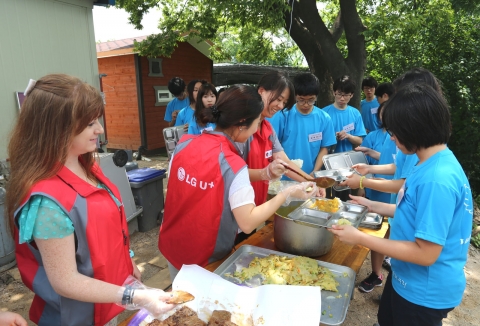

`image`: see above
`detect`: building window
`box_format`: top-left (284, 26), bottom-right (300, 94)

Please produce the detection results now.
top-left (148, 58), bottom-right (163, 77)
top-left (153, 86), bottom-right (174, 106)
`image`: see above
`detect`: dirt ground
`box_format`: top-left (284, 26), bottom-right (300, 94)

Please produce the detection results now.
top-left (1, 154), bottom-right (480, 326)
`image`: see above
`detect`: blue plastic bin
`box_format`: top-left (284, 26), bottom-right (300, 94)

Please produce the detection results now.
top-left (128, 168), bottom-right (166, 232)
top-left (127, 168), bottom-right (166, 182)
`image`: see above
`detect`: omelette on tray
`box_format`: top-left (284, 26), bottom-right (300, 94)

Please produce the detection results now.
top-left (310, 197), bottom-right (342, 213)
top-left (232, 255), bottom-right (339, 292)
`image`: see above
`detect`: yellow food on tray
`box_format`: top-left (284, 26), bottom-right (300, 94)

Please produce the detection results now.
top-left (337, 218), bottom-right (352, 226)
top-left (310, 197), bottom-right (342, 213)
top-left (233, 255), bottom-right (340, 292)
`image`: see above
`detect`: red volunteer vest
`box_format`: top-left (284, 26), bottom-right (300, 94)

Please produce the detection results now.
top-left (14, 163), bottom-right (133, 326)
top-left (159, 132), bottom-right (247, 269)
top-left (245, 119), bottom-right (275, 206)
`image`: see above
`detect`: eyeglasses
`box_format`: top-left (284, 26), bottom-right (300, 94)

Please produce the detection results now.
top-left (386, 129), bottom-right (394, 136)
top-left (362, 87), bottom-right (374, 91)
top-left (334, 93), bottom-right (353, 99)
top-left (296, 99), bottom-right (316, 106)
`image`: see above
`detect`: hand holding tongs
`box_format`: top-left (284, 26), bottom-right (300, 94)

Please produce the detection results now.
top-left (268, 158), bottom-right (337, 188)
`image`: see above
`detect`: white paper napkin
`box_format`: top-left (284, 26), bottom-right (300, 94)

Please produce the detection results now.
top-left (172, 264), bottom-right (321, 326)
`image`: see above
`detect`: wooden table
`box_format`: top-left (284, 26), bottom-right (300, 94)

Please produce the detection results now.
top-left (119, 221), bottom-right (388, 325)
top-left (206, 221), bottom-right (389, 273)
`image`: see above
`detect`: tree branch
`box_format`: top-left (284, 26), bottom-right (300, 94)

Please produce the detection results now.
top-left (340, 0), bottom-right (366, 74)
top-left (330, 12), bottom-right (344, 43)
top-left (289, 0), bottom-right (348, 78)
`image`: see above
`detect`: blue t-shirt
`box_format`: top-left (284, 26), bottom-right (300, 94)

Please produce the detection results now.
top-left (360, 98), bottom-right (381, 132)
top-left (164, 98), bottom-right (190, 122)
top-left (365, 131), bottom-right (397, 203)
top-left (174, 106), bottom-right (195, 127)
top-left (322, 104), bottom-right (366, 153)
top-left (267, 106), bottom-right (336, 176)
top-left (390, 151), bottom-right (419, 204)
top-left (360, 129), bottom-right (384, 165)
top-left (390, 148), bottom-right (472, 309)
top-left (187, 119), bottom-right (216, 135)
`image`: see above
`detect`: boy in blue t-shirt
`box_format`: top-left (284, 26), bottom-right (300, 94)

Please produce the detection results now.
top-left (268, 73), bottom-right (336, 177)
top-left (322, 75), bottom-right (366, 153)
top-left (164, 77), bottom-right (190, 126)
top-left (360, 76), bottom-right (381, 133)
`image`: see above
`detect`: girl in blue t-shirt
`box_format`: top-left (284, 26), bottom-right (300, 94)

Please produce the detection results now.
top-left (330, 84), bottom-right (472, 326)
top-left (188, 82), bottom-right (218, 135)
top-left (175, 79), bottom-right (206, 132)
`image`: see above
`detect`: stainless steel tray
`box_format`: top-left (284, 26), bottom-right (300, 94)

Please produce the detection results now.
top-left (328, 211), bottom-right (365, 229)
top-left (322, 151), bottom-right (374, 179)
top-left (292, 198), bottom-right (367, 229)
top-left (288, 207), bottom-right (331, 227)
top-left (359, 213), bottom-right (383, 229)
top-left (213, 245), bottom-right (356, 325)
top-left (299, 198), bottom-right (344, 214)
top-left (343, 202), bottom-right (368, 215)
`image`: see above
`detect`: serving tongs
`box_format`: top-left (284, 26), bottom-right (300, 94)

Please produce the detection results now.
top-left (268, 158), bottom-right (337, 188)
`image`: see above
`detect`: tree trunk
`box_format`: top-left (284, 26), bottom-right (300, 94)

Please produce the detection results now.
top-left (284, 0), bottom-right (366, 109)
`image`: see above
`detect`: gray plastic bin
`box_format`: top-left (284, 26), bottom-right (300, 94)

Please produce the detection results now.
top-left (129, 174), bottom-right (166, 232)
top-left (1, 187), bottom-right (16, 271)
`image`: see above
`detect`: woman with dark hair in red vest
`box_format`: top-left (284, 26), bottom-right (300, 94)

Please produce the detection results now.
top-left (159, 84), bottom-right (317, 281)
top-left (239, 71), bottom-right (327, 206)
top-left (233, 71), bottom-right (327, 242)
top-left (6, 74), bottom-right (178, 326)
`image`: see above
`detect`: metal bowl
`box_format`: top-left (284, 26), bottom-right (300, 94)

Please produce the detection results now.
top-left (273, 201), bottom-right (334, 257)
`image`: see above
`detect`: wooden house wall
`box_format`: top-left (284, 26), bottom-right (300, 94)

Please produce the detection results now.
top-left (98, 55), bottom-right (141, 150)
top-left (140, 42), bottom-right (213, 150)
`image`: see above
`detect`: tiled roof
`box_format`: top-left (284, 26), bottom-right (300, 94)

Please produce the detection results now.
top-left (96, 36), bottom-right (148, 53)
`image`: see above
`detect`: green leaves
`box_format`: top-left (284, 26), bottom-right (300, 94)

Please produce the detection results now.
top-left (117, 0), bottom-right (293, 60)
top-left (364, 0), bottom-right (480, 196)
top-left (115, 0), bottom-right (480, 196)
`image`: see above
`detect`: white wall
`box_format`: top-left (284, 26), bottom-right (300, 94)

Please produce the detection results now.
top-left (0, 0), bottom-right (100, 159)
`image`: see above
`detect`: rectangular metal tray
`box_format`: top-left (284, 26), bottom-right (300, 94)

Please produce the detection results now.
top-left (288, 208), bottom-right (331, 226)
top-left (291, 198), bottom-right (367, 229)
top-left (328, 211), bottom-right (365, 229)
top-left (322, 151), bottom-right (374, 179)
top-left (343, 202), bottom-right (368, 215)
top-left (301, 198), bottom-right (343, 214)
top-left (300, 198), bottom-right (367, 216)
top-left (213, 245), bottom-right (356, 325)
top-left (359, 213), bottom-right (383, 229)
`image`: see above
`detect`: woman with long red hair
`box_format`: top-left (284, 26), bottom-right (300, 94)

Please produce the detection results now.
top-left (6, 74), bottom-right (176, 326)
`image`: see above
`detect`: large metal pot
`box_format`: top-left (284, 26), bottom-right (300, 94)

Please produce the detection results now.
top-left (273, 201), bottom-right (334, 257)
top-left (266, 181), bottom-right (298, 222)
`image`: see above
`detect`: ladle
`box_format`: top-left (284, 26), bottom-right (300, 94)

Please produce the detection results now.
top-left (314, 176), bottom-right (337, 188)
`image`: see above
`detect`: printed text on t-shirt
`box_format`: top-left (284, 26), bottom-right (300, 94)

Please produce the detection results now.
top-left (343, 123), bottom-right (354, 133)
top-left (393, 271), bottom-right (407, 288)
top-left (308, 132), bottom-right (323, 142)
